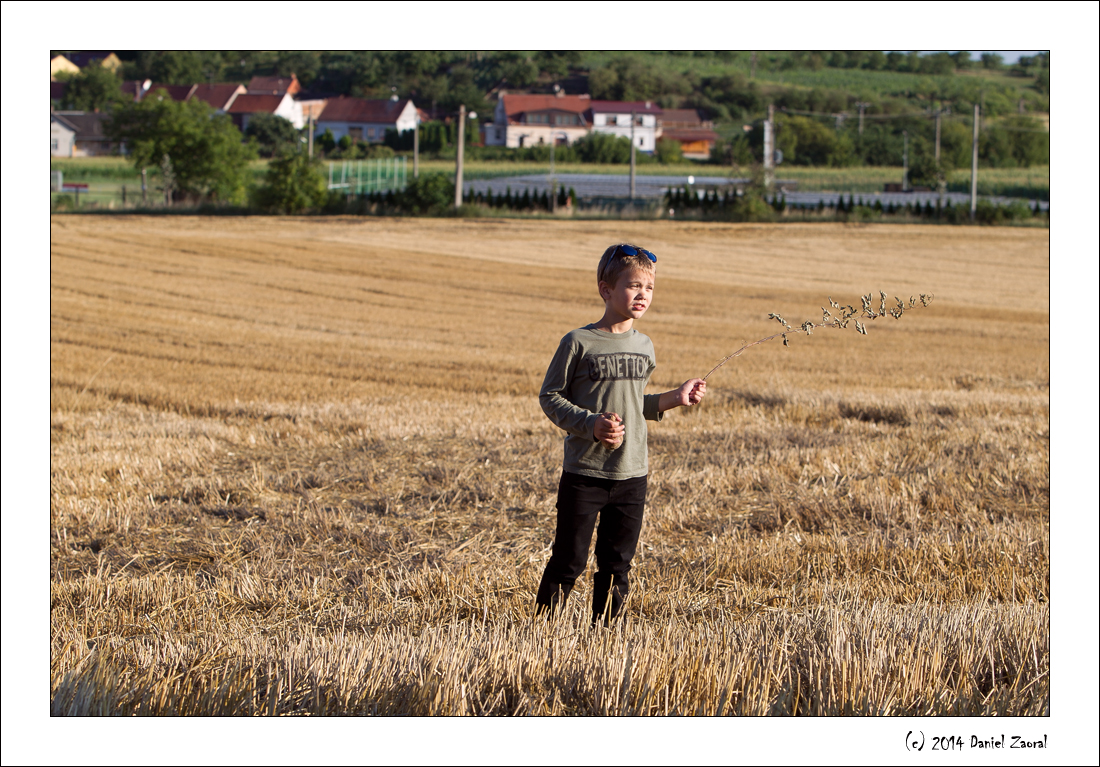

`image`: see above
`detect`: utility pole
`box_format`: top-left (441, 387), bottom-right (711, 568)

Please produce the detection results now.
top-left (629, 110), bottom-right (636, 200)
top-left (970, 103), bottom-right (979, 221)
top-left (934, 107), bottom-right (941, 164)
top-left (454, 104), bottom-right (466, 209)
top-left (855, 102), bottom-right (870, 136)
top-left (413, 112), bottom-right (420, 178)
top-left (550, 134), bottom-right (556, 213)
top-left (902, 131), bottom-right (909, 192)
top-left (763, 104), bottom-right (775, 192)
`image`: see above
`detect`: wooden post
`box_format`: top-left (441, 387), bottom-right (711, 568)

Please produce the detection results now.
top-left (454, 104), bottom-right (466, 209)
top-left (141, 168), bottom-right (147, 205)
top-left (550, 136), bottom-right (556, 213)
top-left (902, 131), bottom-right (909, 192)
top-left (970, 104), bottom-right (979, 221)
top-left (308, 114), bottom-right (314, 159)
top-left (413, 113), bottom-right (420, 179)
top-left (934, 108), bottom-right (941, 164)
top-left (630, 111), bottom-right (636, 200)
top-left (763, 104), bottom-right (775, 192)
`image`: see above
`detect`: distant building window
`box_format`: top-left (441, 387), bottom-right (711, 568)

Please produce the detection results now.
top-left (367, 127), bottom-right (376, 139)
top-left (52, 138), bottom-right (59, 151)
top-left (348, 127), bottom-right (362, 141)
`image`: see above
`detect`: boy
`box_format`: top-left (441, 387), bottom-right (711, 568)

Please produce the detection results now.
top-left (536, 243), bottom-right (706, 625)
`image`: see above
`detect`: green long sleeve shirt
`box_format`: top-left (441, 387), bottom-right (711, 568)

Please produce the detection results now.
top-left (539, 325), bottom-right (663, 480)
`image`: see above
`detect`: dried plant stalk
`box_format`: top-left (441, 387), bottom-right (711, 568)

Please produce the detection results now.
top-left (703, 291), bottom-right (934, 381)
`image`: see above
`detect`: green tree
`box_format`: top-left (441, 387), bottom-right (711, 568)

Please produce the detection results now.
top-left (573, 132), bottom-right (632, 163)
top-left (55, 64), bottom-right (126, 111)
top-left (980, 53), bottom-right (1004, 70)
top-left (245, 113), bottom-right (301, 158)
top-left (316, 128), bottom-right (337, 155)
top-left (275, 51), bottom-right (321, 86)
top-left (108, 92), bottom-right (255, 203)
top-left (778, 115), bottom-right (837, 166)
top-left (398, 172), bottom-right (453, 213)
top-left (488, 52), bottom-right (539, 89)
top-left (655, 137), bottom-right (683, 164)
top-left (252, 149), bottom-right (327, 214)
top-left (124, 51), bottom-right (229, 84)
top-left (534, 51), bottom-right (581, 79)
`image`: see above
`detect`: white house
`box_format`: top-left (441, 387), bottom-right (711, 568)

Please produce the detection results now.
top-left (227, 93), bottom-right (305, 131)
top-left (588, 100), bottom-right (661, 152)
top-left (483, 93), bottom-right (590, 148)
top-left (315, 97), bottom-right (418, 143)
top-left (51, 111), bottom-right (116, 156)
top-left (51, 114), bottom-right (76, 156)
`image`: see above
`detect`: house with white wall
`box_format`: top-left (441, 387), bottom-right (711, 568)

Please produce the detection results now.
top-left (51, 111), bottom-right (116, 156)
top-left (483, 93), bottom-right (590, 148)
top-left (588, 100), bottom-right (661, 152)
top-left (315, 97), bottom-right (418, 143)
top-left (51, 113), bottom-right (76, 156)
top-left (227, 92), bottom-right (305, 131)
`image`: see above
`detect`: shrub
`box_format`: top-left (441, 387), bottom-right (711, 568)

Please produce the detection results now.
top-left (251, 149), bottom-right (327, 214)
top-left (398, 172), bottom-right (454, 214)
top-left (655, 137), bottom-right (683, 164)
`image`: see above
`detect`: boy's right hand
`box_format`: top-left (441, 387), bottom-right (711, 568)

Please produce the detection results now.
top-left (594, 412), bottom-right (624, 450)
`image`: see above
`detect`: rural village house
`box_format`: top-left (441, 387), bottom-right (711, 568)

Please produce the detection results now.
top-left (247, 74), bottom-right (301, 96)
top-left (51, 111), bottom-right (116, 157)
top-left (588, 100), bottom-right (661, 151)
top-left (190, 83), bottom-right (247, 113)
top-left (61, 51), bottom-right (123, 73)
top-left (656, 108), bottom-right (718, 159)
top-left (228, 93), bottom-right (305, 131)
top-left (483, 92), bottom-right (591, 148)
top-left (315, 97), bottom-right (418, 144)
top-left (50, 55), bottom-right (80, 79)
top-left (122, 80), bottom-right (198, 102)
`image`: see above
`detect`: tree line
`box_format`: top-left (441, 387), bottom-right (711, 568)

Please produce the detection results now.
top-left (54, 50), bottom-right (1050, 120)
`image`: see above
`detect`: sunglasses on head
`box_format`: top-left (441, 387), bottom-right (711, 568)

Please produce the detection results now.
top-left (601, 244), bottom-right (657, 282)
top-left (613, 244), bottom-right (657, 264)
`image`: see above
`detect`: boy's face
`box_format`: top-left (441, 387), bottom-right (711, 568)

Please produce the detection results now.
top-left (600, 267), bottom-right (655, 322)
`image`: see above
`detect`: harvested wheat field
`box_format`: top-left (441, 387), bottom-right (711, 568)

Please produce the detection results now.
top-left (49, 215), bottom-right (1050, 722)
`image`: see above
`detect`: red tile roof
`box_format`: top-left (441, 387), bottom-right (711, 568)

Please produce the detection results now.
top-left (52, 111), bottom-right (109, 140)
top-left (247, 75), bottom-right (300, 95)
top-left (659, 128), bottom-right (718, 142)
top-left (144, 84), bottom-right (197, 102)
top-left (190, 84), bottom-right (244, 111)
top-left (500, 94), bottom-right (591, 120)
top-left (227, 94), bottom-right (285, 115)
top-left (318, 97), bottom-right (413, 123)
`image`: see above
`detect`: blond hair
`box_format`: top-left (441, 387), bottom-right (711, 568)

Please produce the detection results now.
top-left (597, 243), bottom-right (656, 287)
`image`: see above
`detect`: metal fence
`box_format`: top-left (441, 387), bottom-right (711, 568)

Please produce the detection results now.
top-left (328, 157), bottom-right (408, 195)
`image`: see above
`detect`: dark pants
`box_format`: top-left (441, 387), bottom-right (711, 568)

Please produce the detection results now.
top-left (536, 471), bottom-right (647, 624)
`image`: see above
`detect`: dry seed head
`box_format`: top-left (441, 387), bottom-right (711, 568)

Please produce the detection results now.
top-left (705, 290), bottom-right (932, 380)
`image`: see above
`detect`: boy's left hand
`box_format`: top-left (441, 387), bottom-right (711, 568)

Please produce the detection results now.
top-left (677, 378), bottom-right (707, 407)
